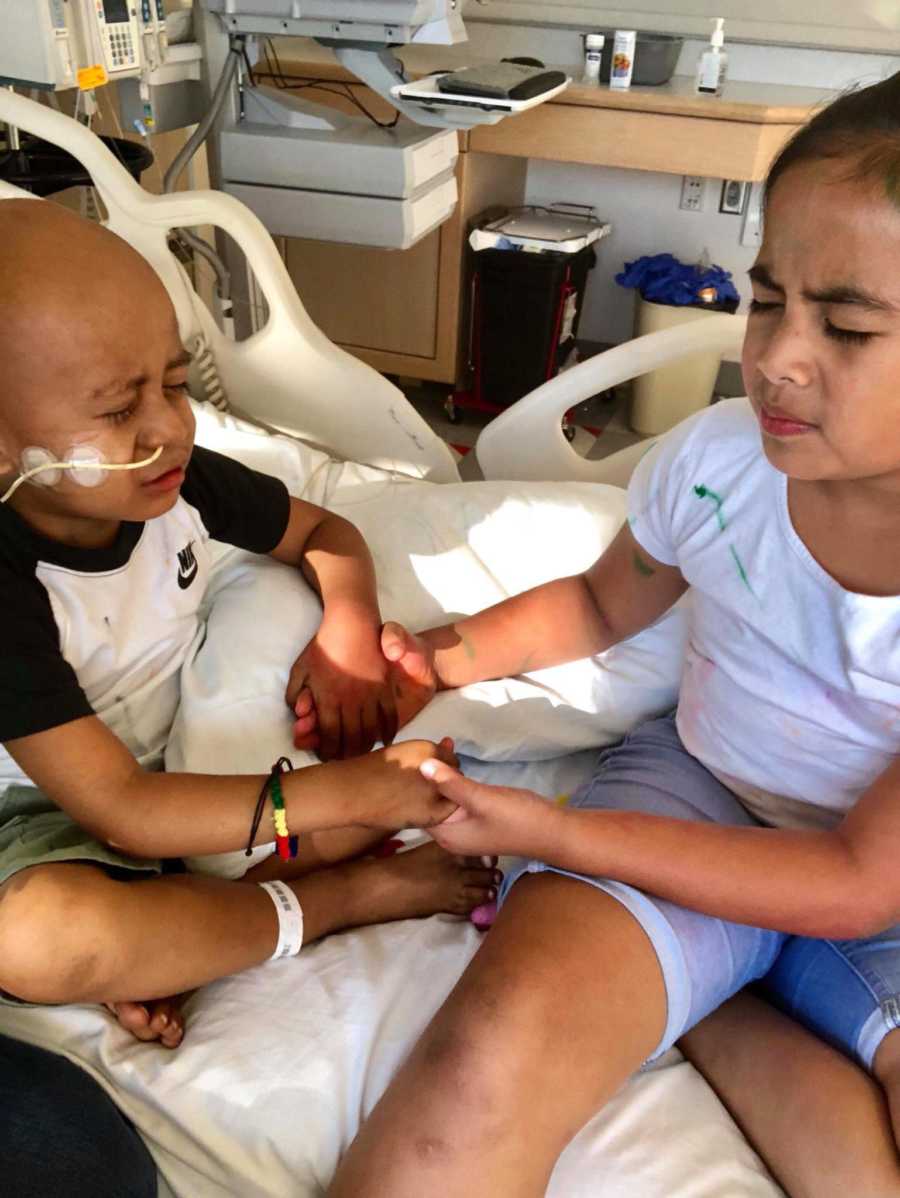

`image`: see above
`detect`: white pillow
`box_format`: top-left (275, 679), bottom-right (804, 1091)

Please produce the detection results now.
top-left (170, 426), bottom-right (685, 774)
top-left (192, 399), bottom-right (418, 515)
top-left (330, 478), bottom-right (686, 759)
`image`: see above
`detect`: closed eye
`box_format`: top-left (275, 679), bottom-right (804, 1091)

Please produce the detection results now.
top-left (103, 404), bottom-right (136, 425)
top-left (748, 298), bottom-right (781, 314)
top-left (823, 321), bottom-right (875, 347)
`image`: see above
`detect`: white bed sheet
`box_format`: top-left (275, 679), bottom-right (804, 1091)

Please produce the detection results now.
top-left (0, 754), bottom-right (781, 1198)
top-left (0, 407), bottom-right (784, 1197)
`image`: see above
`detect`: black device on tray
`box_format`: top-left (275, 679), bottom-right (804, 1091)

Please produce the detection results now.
top-left (436, 63), bottom-right (567, 101)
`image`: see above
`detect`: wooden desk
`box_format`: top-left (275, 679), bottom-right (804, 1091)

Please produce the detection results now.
top-left (469, 75), bottom-right (828, 182)
top-left (258, 43), bottom-right (827, 384)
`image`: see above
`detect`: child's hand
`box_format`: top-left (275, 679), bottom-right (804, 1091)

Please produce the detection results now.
top-left (380, 621), bottom-right (439, 728)
top-left (344, 737), bottom-right (461, 831)
top-left (290, 620), bottom-right (439, 756)
top-left (419, 759), bottom-right (556, 859)
top-left (286, 613), bottom-right (398, 760)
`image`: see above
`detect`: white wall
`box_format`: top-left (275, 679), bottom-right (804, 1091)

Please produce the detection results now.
top-left (462, 21), bottom-right (900, 346)
top-left (462, 0), bottom-right (900, 54)
top-left (523, 164), bottom-right (755, 345)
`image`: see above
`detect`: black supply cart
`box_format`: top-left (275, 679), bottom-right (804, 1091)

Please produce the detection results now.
top-left (447, 205), bottom-right (610, 426)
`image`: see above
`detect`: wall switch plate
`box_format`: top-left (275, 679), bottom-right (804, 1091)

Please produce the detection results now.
top-left (719, 179), bottom-right (750, 215)
top-left (740, 183), bottom-right (764, 247)
top-left (679, 175), bottom-right (705, 212)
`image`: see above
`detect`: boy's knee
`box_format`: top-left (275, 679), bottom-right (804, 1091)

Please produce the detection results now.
top-left (0, 865), bottom-right (115, 1002)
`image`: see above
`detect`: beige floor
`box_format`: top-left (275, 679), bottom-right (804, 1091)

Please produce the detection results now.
top-left (402, 378), bottom-right (646, 481)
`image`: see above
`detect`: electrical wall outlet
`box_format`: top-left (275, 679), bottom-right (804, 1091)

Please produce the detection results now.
top-left (719, 179), bottom-right (750, 215)
top-left (679, 175), bottom-right (705, 212)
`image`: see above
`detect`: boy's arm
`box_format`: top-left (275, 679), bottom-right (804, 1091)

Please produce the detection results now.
top-left (389, 522), bottom-right (687, 695)
top-left (5, 715), bottom-right (457, 860)
top-left (425, 755), bottom-right (900, 941)
top-left (270, 498), bottom-right (395, 758)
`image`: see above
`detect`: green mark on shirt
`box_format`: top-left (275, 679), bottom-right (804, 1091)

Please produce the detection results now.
top-left (693, 484), bottom-right (727, 531)
top-left (633, 550), bottom-right (655, 577)
top-left (694, 484), bottom-right (759, 600)
top-left (729, 544), bottom-right (757, 597)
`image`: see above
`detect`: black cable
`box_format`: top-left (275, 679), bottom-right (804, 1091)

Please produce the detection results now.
top-left (264, 36), bottom-right (288, 86)
top-left (262, 38), bottom-right (399, 128)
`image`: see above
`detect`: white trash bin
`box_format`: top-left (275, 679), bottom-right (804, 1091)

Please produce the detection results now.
top-left (629, 298), bottom-right (730, 435)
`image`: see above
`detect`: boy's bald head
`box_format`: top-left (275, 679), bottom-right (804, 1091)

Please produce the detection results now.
top-left (0, 197), bottom-right (164, 312)
top-left (0, 199), bottom-right (180, 432)
top-left (0, 198), bottom-right (170, 357)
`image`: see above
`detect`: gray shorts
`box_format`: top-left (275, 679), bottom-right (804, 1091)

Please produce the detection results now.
top-left (0, 785), bottom-right (161, 1003)
top-left (499, 715), bottom-right (900, 1072)
top-left (0, 785), bottom-right (162, 887)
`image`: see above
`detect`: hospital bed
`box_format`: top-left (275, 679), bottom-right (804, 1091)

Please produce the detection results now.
top-left (0, 91), bottom-right (776, 1198)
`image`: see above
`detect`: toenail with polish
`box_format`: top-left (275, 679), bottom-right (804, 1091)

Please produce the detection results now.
top-left (488, 888), bottom-right (496, 900)
top-left (494, 871), bottom-right (503, 883)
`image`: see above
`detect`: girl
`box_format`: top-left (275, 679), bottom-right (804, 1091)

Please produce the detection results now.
top-left (324, 71), bottom-right (900, 1197)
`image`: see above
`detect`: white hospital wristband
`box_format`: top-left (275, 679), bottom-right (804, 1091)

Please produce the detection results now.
top-left (259, 880), bottom-right (304, 959)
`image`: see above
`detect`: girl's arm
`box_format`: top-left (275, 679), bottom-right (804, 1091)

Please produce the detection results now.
top-left (383, 522), bottom-right (688, 695)
top-left (423, 756), bottom-right (900, 940)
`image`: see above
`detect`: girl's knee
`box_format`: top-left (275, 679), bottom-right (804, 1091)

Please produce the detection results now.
top-left (875, 1028), bottom-right (900, 1091)
top-left (0, 864), bottom-right (120, 1002)
top-left (872, 1031), bottom-right (900, 1178)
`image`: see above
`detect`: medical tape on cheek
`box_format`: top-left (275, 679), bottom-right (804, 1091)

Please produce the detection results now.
top-left (0, 445), bottom-right (165, 504)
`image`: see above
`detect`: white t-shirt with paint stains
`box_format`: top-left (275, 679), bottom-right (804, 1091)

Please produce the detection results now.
top-left (628, 396), bottom-right (900, 828)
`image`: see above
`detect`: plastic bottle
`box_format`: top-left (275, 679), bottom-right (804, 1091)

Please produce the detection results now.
top-left (695, 17), bottom-right (728, 96)
top-left (581, 32), bottom-right (605, 86)
top-left (609, 30), bottom-right (636, 91)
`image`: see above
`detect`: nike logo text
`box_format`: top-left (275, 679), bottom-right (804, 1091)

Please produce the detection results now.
top-left (177, 541), bottom-right (198, 590)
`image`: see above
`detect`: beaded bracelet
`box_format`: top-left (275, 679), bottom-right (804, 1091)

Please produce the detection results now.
top-left (269, 758), bottom-right (299, 860)
top-left (245, 757), bottom-right (299, 860)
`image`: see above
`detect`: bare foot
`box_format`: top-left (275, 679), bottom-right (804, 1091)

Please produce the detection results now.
top-left (105, 995), bottom-right (186, 1049)
top-left (357, 840), bottom-right (500, 923)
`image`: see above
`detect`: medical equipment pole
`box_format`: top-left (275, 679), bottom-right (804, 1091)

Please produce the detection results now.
top-left (163, 41), bottom-right (244, 308)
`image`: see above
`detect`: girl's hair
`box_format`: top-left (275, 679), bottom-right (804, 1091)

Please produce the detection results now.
top-left (766, 70), bottom-right (900, 208)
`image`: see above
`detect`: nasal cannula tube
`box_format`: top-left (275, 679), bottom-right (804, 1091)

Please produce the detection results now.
top-left (0, 446), bottom-right (165, 504)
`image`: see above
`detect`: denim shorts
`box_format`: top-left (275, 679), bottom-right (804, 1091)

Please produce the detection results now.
top-left (499, 714), bottom-right (900, 1071)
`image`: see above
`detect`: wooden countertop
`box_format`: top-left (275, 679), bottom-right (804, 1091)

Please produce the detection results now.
top-left (262, 38), bottom-right (832, 124)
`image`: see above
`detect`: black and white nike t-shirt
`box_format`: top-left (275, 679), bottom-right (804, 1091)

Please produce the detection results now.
top-left (0, 446), bottom-right (290, 786)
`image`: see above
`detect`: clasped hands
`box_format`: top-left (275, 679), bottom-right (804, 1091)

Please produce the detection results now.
top-left (285, 617), bottom-right (544, 859)
top-left (286, 618), bottom-right (435, 761)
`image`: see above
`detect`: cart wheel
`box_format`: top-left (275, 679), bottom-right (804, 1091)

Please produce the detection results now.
top-left (445, 398), bottom-right (464, 425)
top-left (562, 423), bottom-right (577, 443)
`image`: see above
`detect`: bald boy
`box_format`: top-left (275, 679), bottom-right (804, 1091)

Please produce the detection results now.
top-left (0, 200), bottom-right (493, 1042)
